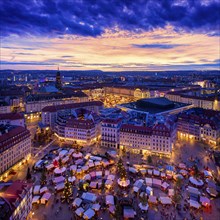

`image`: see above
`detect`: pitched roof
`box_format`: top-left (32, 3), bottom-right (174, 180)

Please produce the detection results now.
top-left (42, 101), bottom-right (103, 112)
top-left (0, 113), bottom-right (24, 121)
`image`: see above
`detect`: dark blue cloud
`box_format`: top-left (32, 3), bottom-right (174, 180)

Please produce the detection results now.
top-left (132, 43), bottom-right (185, 49)
top-left (0, 0), bottom-right (219, 37)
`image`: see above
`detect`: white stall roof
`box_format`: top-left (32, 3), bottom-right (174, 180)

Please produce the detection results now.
top-left (53, 176), bottom-right (65, 184)
top-left (107, 174), bottom-right (115, 181)
top-left (33, 185), bottom-right (41, 195)
top-left (92, 203), bottom-right (101, 211)
top-left (83, 208), bottom-right (95, 219)
top-left (187, 186), bottom-right (201, 195)
top-left (40, 186), bottom-right (48, 194)
top-left (75, 207), bottom-right (84, 216)
top-left (153, 169), bottom-right (160, 176)
top-left (129, 167), bottom-right (137, 174)
top-left (55, 182), bottom-right (65, 191)
top-left (72, 198), bottom-right (82, 207)
top-left (32, 196), bottom-right (40, 204)
top-left (189, 200), bottom-right (201, 209)
top-left (153, 178), bottom-right (162, 186)
top-left (160, 197), bottom-right (172, 205)
top-left (82, 192), bottom-right (97, 202)
top-left (106, 195), bottom-right (114, 206)
top-left (59, 150), bottom-right (68, 158)
top-left (139, 203), bottom-right (149, 211)
top-left (46, 164), bottom-right (54, 170)
top-left (145, 178), bottom-right (152, 186)
top-left (161, 182), bottom-right (170, 189)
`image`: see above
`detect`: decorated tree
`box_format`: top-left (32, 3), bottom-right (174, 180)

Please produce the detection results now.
top-left (40, 168), bottom-right (47, 186)
top-left (193, 164), bottom-right (199, 178)
top-left (147, 155), bottom-right (152, 164)
top-left (173, 176), bottom-right (182, 207)
top-left (58, 158), bottom-right (62, 168)
top-left (117, 158), bottom-right (127, 180)
top-left (26, 167), bottom-right (32, 180)
top-left (63, 177), bottom-right (72, 202)
top-left (140, 193), bottom-right (148, 206)
top-left (117, 158), bottom-right (123, 172)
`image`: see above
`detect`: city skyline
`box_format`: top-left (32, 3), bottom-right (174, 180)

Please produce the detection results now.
top-left (1, 0), bottom-right (220, 71)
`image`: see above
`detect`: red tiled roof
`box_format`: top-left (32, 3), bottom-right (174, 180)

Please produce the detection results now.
top-left (0, 113), bottom-right (24, 121)
top-left (120, 124), bottom-right (151, 134)
top-left (42, 101), bottom-right (103, 112)
top-left (66, 118), bottom-right (95, 129)
top-left (0, 127), bottom-right (30, 152)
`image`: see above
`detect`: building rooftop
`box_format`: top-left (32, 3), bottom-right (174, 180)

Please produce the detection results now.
top-left (137, 97), bottom-right (174, 109)
top-left (26, 91), bottom-right (88, 102)
top-left (119, 98), bottom-right (190, 114)
top-left (0, 113), bottom-right (24, 121)
top-left (42, 101), bottom-right (103, 112)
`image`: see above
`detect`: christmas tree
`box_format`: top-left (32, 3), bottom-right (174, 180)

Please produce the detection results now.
top-left (63, 177), bottom-right (72, 202)
top-left (117, 158), bottom-right (127, 180)
top-left (40, 168), bottom-right (47, 186)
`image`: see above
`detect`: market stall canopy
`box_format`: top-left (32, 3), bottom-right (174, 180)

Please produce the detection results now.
top-left (189, 177), bottom-right (204, 187)
top-left (70, 165), bottom-right (77, 172)
top-left (109, 205), bottom-right (115, 214)
top-left (161, 182), bottom-right (170, 190)
top-left (106, 195), bottom-right (114, 206)
top-left (40, 186), bottom-right (48, 194)
top-left (187, 186), bottom-right (201, 195)
top-left (90, 156), bottom-right (102, 161)
top-left (54, 167), bottom-right (66, 175)
top-left (33, 185), bottom-right (41, 195)
top-left (32, 196), bottom-right (40, 204)
top-left (129, 167), bottom-right (137, 174)
top-left (168, 189), bottom-right (174, 197)
top-left (206, 187), bottom-right (218, 197)
top-left (83, 208), bottom-right (95, 219)
top-left (123, 206), bottom-right (135, 219)
top-left (153, 169), bottom-right (160, 176)
top-left (83, 174), bottom-right (91, 181)
top-left (189, 200), bottom-right (201, 209)
top-left (72, 198), bottom-right (82, 207)
top-left (53, 176), bottom-right (65, 184)
top-left (72, 152), bottom-right (83, 158)
top-left (46, 164), bottom-right (54, 171)
top-left (145, 178), bottom-right (152, 186)
top-left (92, 203), bottom-right (101, 211)
top-left (179, 170), bottom-right (188, 176)
top-left (107, 174), bottom-right (115, 181)
top-left (68, 176), bottom-right (76, 183)
top-left (81, 192), bottom-right (97, 202)
top-left (139, 203), bottom-right (149, 211)
top-left (178, 163), bottom-right (186, 169)
top-left (146, 186), bottom-right (153, 196)
top-left (75, 207), bottom-right (84, 217)
top-left (41, 192), bottom-right (51, 204)
top-left (160, 197), bottom-right (172, 205)
top-left (59, 150), bottom-right (68, 158)
top-left (204, 170), bottom-right (212, 178)
top-left (55, 182), bottom-right (65, 191)
top-left (148, 196), bottom-right (157, 204)
top-left (200, 196), bottom-right (210, 207)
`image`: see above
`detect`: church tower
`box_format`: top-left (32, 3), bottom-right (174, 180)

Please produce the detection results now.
top-left (55, 66), bottom-right (62, 90)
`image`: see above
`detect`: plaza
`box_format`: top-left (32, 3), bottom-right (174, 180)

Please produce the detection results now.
top-left (27, 140), bottom-right (220, 220)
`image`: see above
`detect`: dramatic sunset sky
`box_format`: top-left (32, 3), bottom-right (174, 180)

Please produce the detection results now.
top-left (1, 0), bottom-right (220, 71)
